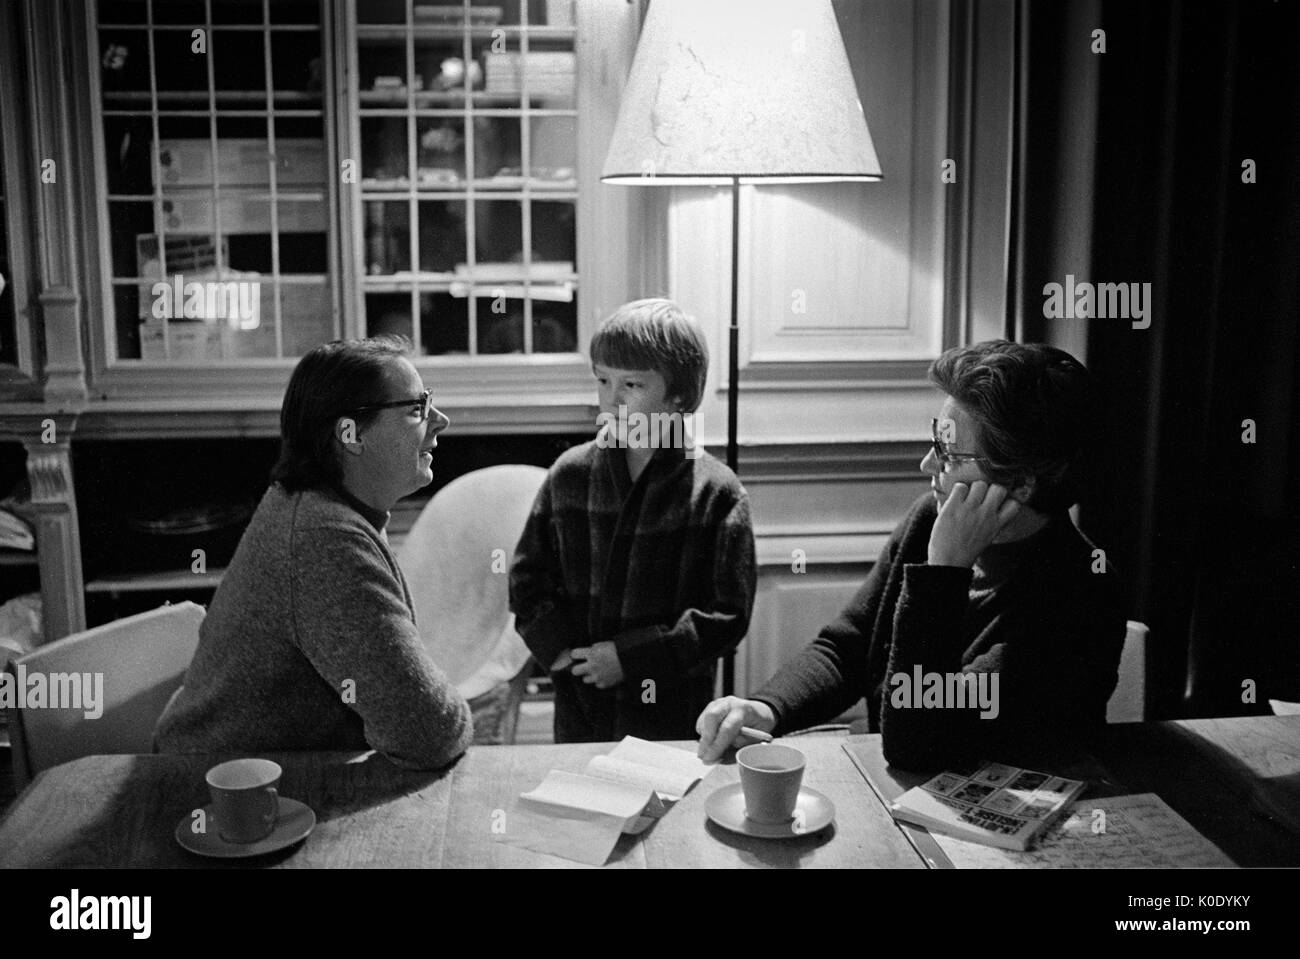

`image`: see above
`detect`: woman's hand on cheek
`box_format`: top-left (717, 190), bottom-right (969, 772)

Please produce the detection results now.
top-left (926, 481), bottom-right (1020, 568)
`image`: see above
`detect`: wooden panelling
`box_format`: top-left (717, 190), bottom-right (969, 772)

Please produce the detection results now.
top-left (737, 567), bottom-right (869, 699)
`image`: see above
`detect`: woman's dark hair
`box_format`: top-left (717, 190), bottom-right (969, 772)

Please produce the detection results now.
top-left (271, 335), bottom-right (413, 492)
top-left (928, 340), bottom-right (1099, 512)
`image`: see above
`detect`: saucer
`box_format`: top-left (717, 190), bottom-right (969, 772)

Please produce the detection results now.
top-left (705, 782), bottom-right (835, 839)
top-left (175, 798), bottom-right (316, 858)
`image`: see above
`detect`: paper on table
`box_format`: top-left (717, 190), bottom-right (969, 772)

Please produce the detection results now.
top-left (931, 793), bottom-right (1235, 868)
top-left (493, 770), bottom-right (660, 866)
top-left (494, 739), bottom-right (713, 865)
top-left (604, 736), bottom-right (714, 800)
top-left (524, 769), bottom-right (657, 823)
top-left (586, 754), bottom-right (696, 803)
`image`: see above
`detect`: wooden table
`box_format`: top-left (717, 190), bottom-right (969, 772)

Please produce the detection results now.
top-left (851, 714), bottom-right (1300, 868)
top-left (0, 734), bottom-right (925, 868)
top-left (3, 717), bottom-right (1296, 868)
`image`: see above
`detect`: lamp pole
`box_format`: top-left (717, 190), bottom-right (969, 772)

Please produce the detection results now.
top-left (723, 178), bottom-right (741, 696)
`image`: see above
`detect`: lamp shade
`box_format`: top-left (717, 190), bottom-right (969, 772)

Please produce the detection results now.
top-left (601, 0), bottom-right (882, 184)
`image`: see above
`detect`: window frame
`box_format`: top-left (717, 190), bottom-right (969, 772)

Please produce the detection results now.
top-left (72, 0), bottom-right (642, 433)
top-left (0, 0), bottom-right (40, 392)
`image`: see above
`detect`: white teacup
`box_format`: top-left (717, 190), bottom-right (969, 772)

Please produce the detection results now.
top-left (206, 758), bottom-right (281, 843)
top-left (737, 743), bottom-right (806, 824)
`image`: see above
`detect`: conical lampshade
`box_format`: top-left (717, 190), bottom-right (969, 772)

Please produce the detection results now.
top-left (601, 0), bottom-right (882, 184)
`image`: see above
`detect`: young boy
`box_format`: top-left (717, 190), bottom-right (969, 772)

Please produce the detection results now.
top-left (509, 298), bottom-right (756, 742)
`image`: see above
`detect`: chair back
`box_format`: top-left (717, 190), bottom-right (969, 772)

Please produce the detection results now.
top-left (398, 465), bottom-right (544, 700)
top-left (1106, 620), bottom-right (1148, 723)
top-left (6, 602), bottom-right (205, 787)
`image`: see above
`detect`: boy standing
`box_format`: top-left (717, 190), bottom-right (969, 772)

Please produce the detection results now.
top-left (510, 298), bottom-right (756, 742)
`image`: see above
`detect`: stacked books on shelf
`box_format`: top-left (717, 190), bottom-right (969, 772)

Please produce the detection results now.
top-left (484, 52), bottom-right (575, 97)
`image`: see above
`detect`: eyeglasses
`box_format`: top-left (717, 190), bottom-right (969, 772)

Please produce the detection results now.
top-left (354, 389), bottom-right (435, 422)
top-left (930, 417), bottom-right (989, 469)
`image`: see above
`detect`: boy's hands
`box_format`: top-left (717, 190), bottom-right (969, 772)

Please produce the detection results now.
top-left (550, 649), bottom-right (575, 673)
top-left (695, 696), bottom-right (776, 762)
top-left (927, 480), bottom-right (1021, 569)
top-left (571, 642), bottom-right (624, 689)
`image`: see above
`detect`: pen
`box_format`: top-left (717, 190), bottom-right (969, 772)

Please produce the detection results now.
top-left (740, 726), bottom-right (773, 743)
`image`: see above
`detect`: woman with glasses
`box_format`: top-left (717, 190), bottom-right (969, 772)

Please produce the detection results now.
top-left (155, 336), bottom-right (472, 770)
top-left (696, 340), bottom-right (1126, 769)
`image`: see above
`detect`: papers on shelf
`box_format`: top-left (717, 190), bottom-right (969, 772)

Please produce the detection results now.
top-left (495, 737), bottom-right (715, 865)
top-left (0, 508), bottom-right (33, 551)
top-left (447, 261), bottom-right (575, 301)
top-left (455, 261), bottom-right (574, 281)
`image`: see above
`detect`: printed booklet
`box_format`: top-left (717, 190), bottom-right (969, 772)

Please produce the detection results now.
top-left (888, 761), bottom-right (1086, 851)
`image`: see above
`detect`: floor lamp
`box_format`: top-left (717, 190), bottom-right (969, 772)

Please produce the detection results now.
top-left (601, 0), bottom-right (882, 696)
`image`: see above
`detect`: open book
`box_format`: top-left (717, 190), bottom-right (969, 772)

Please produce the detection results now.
top-left (502, 737), bottom-right (714, 865)
top-left (521, 736), bottom-right (713, 834)
top-left (888, 761), bottom-right (1086, 851)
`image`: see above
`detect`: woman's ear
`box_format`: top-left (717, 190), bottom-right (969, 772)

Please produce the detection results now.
top-left (336, 416), bottom-right (364, 456)
top-left (1010, 474), bottom-right (1036, 504)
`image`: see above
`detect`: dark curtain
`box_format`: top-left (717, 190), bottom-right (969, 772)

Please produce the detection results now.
top-left (1014, 0), bottom-right (1300, 718)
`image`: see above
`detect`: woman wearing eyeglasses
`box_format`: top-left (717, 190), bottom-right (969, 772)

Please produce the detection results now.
top-left (696, 340), bottom-right (1126, 770)
top-left (155, 336), bottom-right (473, 769)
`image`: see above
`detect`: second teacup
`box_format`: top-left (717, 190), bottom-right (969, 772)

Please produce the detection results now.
top-left (737, 742), bottom-right (805, 825)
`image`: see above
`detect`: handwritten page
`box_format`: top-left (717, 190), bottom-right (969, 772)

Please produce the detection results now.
top-left (605, 736), bottom-right (713, 800)
top-left (585, 755), bottom-right (694, 800)
top-left (497, 771), bottom-right (659, 866)
top-left (495, 739), bottom-right (713, 865)
top-left (932, 793), bottom-right (1235, 868)
top-left (524, 769), bottom-right (658, 821)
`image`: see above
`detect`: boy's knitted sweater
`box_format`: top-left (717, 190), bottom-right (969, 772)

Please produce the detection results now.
top-left (510, 439), bottom-right (756, 694)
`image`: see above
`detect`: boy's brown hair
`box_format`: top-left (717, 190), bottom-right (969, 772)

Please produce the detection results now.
top-left (589, 298), bottom-right (709, 413)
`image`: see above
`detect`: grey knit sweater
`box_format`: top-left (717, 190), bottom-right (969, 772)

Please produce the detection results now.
top-left (154, 483), bottom-right (472, 769)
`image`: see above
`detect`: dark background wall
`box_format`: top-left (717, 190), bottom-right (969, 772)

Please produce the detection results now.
top-left (1014, 0), bottom-right (1300, 717)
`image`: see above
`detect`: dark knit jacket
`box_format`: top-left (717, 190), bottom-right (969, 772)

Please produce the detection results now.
top-left (154, 483), bottom-right (472, 769)
top-left (509, 439), bottom-right (756, 737)
top-left (753, 493), bottom-right (1125, 770)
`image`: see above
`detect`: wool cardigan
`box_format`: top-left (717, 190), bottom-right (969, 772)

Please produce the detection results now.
top-left (154, 483), bottom-right (472, 769)
top-left (753, 493), bottom-right (1126, 770)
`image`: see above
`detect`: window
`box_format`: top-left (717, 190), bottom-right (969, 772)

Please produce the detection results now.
top-left (95, 0), bottom-right (335, 362)
top-left (0, 0), bottom-right (33, 380)
top-left (0, 95), bottom-right (12, 369)
top-left (350, 0), bottom-right (578, 355)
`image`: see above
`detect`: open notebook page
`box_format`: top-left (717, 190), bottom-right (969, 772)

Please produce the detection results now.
top-left (603, 736), bottom-right (714, 800)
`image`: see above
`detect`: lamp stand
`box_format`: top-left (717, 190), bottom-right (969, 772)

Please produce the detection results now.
top-left (723, 178), bottom-right (740, 697)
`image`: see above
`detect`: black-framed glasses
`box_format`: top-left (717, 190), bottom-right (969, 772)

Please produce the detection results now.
top-left (354, 389), bottom-right (434, 422)
top-left (931, 417), bottom-right (989, 468)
